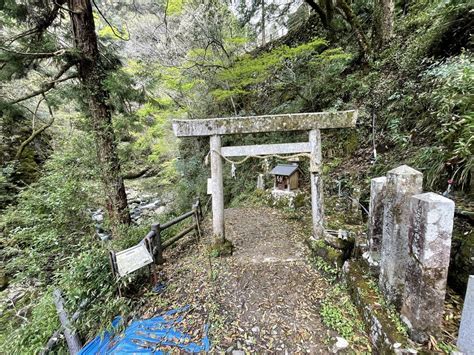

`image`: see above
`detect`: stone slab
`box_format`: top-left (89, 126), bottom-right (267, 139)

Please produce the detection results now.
top-left (401, 262), bottom-right (448, 342)
top-left (379, 165), bottom-right (423, 309)
top-left (221, 142), bottom-right (311, 157)
top-left (343, 260), bottom-right (417, 354)
top-left (368, 177), bottom-right (387, 263)
top-left (457, 275), bottom-right (474, 354)
top-left (409, 192), bottom-right (455, 269)
top-left (172, 110), bottom-right (358, 137)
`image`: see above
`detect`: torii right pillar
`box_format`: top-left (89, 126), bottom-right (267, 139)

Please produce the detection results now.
top-left (309, 129), bottom-right (324, 238)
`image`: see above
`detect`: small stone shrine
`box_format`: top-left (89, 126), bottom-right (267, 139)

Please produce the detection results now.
top-left (270, 163), bottom-right (301, 192)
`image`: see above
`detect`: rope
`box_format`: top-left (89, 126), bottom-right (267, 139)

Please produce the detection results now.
top-left (205, 150), bottom-right (312, 166)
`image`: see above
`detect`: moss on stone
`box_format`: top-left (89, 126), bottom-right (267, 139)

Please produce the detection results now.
top-left (208, 238), bottom-right (234, 257)
top-left (308, 238), bottom-right (344, 268)
top-left (344, 260), bottom-right (412, 352)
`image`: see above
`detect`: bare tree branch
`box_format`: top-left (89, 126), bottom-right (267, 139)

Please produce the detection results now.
top-left (0, 47), bottom-right (70, 59)
top-left (3, 0), bottom-right (67, 45)
top-left (9, 63), bottom-right (78, 105)
top-left (91, 0), bottom-right (130, 41)
top-left (305, 0), bottom-right (330, 28)
top-left (336, 0), bottom-right (370, 60)
top-left (15, 94), bottom-right (55, 160)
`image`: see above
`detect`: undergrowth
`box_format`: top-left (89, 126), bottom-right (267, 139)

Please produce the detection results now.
top-left (311, 254), bottom-right (370, 350)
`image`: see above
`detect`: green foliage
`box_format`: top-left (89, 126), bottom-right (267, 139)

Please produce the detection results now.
top-left (395, 0), bottom-right (473, 74)
top-left (208, 238), bottom-right (234, 257)
top-left (0, 133), bottom-right (144, 353)
top-left (312, 255), bottom-right (339, 282)
top-left (420, 54), bottom-right (474, 187)
top-left (212, 38), bottom-right (329, 100)
top-left (320, 284), bottom-right (366, 342)
top-left (363, 277), bottom-right (408, 336)
top-left (166, 0), bottom-right (185, 16)
top-left (2, 133), bottom-right (98, 282)
top-left (0, 291), bottom-right (59, 354)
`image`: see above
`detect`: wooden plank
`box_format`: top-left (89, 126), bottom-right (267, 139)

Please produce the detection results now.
top-left (53, 289), bottom-right (82, 355)
top-left (172, 110), bottom-right (358, 137)
top-left (221, 142), bottom-right (310, 157)
top-left (161, 210), bottom-right (194, 229)
top-left (42, 299), bottom-right (88, 355)
top-left (115, 243), bottom-right (153, 277)
top-left (162, 224), bottom-right (197, 250)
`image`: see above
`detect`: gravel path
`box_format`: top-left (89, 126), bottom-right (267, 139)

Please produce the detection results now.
top-left (141, 207), bottom-right (331, 353)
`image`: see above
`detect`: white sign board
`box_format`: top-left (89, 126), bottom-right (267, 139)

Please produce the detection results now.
top-left (115, 243), bottom-right (153, 277)
top-left (207, 178), bottom-right (212, 195)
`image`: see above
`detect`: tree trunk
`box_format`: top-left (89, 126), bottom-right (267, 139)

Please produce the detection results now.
top-left (336, 0), bottom-right (371, 62)
top-left (305, 0), bottom-right (330, 29)
top-left (372, 0), bottom-right (394, 49)
top-left (261, 0), bottom-right (266, 46)
top-left (67, 0), bottom-right (131, 231)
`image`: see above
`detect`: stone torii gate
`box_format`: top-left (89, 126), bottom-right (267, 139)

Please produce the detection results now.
top-left (172, 110), bottom-right (358, 242)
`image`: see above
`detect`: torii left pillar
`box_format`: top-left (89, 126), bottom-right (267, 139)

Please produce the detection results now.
top-left (210, 135), bottom-right (225, 242)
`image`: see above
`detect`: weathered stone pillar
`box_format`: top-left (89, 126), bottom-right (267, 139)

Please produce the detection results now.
top-left (379, 165), bottom-right (423, 309)
top-left (309, 129), bottom-right (324, 238)
top-left (457, 275), bottom-right (474, 353)
top-left (210, 135), bottom-right (225, 242)
top-left (257, 174), bottom-right (264, 190)
top-left (368, 177), bottom-right (387, 263)
top-left (400, 192), bottom-right (455, 342)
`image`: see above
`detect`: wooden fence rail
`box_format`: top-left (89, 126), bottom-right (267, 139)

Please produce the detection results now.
top-left (110, 198), bottom-right (204, 279)
top-left (146, 198), bottom-right (203, 265)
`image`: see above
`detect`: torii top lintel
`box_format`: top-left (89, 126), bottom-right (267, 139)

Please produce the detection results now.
top-left (172, 110), bottom-right (358, 137)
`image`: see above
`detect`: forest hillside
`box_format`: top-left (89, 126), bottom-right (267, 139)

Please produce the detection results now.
top-left (0, 0), bottom-right (473, 353)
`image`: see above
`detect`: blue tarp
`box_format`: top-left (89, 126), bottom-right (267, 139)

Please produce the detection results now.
top-left (79, 306), bottom-right (210, 354)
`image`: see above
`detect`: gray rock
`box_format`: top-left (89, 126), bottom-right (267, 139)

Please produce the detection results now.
top-left (91, 209), bottom-right (104, 223)
top-left (331, 337), bottom-right (349, 353)
top-left (379, 165), bottom-right (423, 309)
top-left (140, 200), bottom-right (161, 210)
top-left (97, 232), bottom-right (111, 241)
top-left (401, 193), bottom-right (454, 343)
top-left (368, 177), bottom-right (386, 264)
top-left (457, 275), bottom-right (474, 354)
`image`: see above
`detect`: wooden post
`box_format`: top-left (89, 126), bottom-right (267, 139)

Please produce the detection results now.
top-left (196, 197), bottom-right (203, 220)
top-left (42, 298), bottom-right (88, 355)
top-left (151, 223), bottom-right (164, 265)
top-left (210, 135), bottom-right (225, 242)
top-left (52, 289), bottom-right (82, 355)
top-left (192, 200), bottom-right (202, 240)
top-left (309, 129), bottom-right (324, 238)
top-left (108, 251), bottom-right (122, 297)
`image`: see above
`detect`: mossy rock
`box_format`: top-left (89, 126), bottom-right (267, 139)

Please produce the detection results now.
top-left (0, 268), bottom-right (8, 291)
top-left (343, 260), bottom-right (414, 353)
top-left (208, 238), bottom-right (234, 257)
top-left (308, 238), bottom-right (344, 268)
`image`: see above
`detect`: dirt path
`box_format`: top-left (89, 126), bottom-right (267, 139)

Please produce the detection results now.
top-left (142, 207), bottom-right (331, 353)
